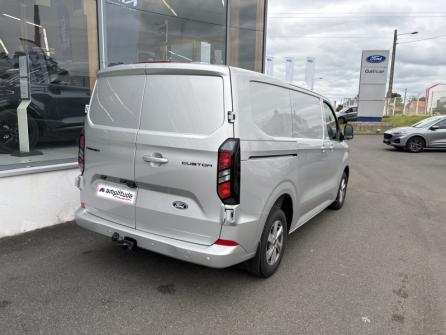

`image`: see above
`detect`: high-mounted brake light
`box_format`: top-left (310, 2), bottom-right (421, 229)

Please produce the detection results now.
top-left (78, 128), bottom-right (85, 174)
top-left (217, 138), bottom-right (240, 205)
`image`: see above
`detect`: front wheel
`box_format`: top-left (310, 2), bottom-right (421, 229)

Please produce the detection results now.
top-left (406, 136), bottom-right (425, 153)
top-left (329, 171), bottom-right (348, 210)
top-left (247, 207), bottom-right (288, 278)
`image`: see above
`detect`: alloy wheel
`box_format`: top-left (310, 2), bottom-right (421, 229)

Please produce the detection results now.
top-left (408, 138), bottom-right (424, 152)
top-left (266, 220), bottom-right (284, 266)
top-left (339, 177), bottom-right (347, 204)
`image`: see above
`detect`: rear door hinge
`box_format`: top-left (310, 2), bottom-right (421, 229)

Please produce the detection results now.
top-left (227, 111), bottom-right (236, 123)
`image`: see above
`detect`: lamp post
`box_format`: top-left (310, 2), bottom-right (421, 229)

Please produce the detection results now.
top-left (386, 30), bottom-right (418, 99)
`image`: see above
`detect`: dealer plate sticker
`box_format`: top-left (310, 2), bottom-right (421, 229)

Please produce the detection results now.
top-left (97, 184), bottom-right (136, 204)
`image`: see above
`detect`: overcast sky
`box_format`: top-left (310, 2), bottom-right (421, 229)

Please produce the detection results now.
top-left (266, 0), bottom-right (446, 102)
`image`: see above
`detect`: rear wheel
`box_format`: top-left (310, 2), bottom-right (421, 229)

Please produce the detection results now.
top-left (406, 136), bottom-right (425, 153)
top-left (246, 207), bottom-right (287, 278)
top-left (329, 171), bottom-right (348, 210)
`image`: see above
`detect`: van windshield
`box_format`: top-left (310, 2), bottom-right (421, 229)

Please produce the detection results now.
top-left (140, 75), bottom-right (225, 135)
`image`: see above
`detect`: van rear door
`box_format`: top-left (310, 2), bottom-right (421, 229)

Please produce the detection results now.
top-left (81, 66), bottom-right (146, 229)
top-left (134, 67), bottom-right (233, 245)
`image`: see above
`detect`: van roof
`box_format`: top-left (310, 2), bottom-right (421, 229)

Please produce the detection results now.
top-left (97, 63), bottom-right (329, 103)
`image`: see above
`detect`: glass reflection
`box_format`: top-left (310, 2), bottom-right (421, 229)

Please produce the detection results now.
top-left (106, 0), bottom-right (227, 66)
top-left (0, 0), bottom-right (96, 160)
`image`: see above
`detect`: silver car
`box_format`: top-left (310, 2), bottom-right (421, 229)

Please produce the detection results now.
top-left (383, 116), bottom-right (446, 152)
top-left (336, 106), bottom-right (358, 123)
top-left (75, 63), bottom-right (353, 277)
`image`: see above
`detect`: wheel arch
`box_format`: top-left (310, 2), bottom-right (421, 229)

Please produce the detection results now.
top-left (273, 194), bottom-right (293, 233)
top-left (406, 135), bottom-right (426, 151)
top-left (255, 181), bottom-right (297, 243)
top-left (344, 165), bottom-right (350, 181)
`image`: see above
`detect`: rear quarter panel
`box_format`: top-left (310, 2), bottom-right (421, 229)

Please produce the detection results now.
top-left (229, 68), bottom-right (299, 253)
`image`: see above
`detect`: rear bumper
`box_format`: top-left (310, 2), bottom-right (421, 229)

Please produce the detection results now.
top-left (75, 208), bottom-right (253, 268)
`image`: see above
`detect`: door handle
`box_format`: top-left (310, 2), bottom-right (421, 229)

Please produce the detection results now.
top-left (321, 141), bottom-right (332, 153)
top-left (142, 155), bottom-right (168, 164)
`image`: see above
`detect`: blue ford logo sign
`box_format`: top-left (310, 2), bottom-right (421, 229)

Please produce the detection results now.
top-left (172, 201), bottom-right (188, 210)
top-left (366, 55), bottom-right (386, 63)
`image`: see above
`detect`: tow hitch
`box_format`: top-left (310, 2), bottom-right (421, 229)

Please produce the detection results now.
top-left (111, 232), bottom-right (137, 251)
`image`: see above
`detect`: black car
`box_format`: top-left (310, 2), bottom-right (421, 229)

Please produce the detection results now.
top-left (0, 51), bottom-right (89, 152)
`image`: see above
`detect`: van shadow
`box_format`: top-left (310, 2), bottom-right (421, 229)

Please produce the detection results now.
top-left (79, 212), bottom-right (331, 300)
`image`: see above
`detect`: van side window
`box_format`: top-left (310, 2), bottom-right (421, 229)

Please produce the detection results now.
top-left (250, 82), bottom-right (292, 137)
top-left (291, 91), bottom-right (323, 139)
top-left (322, 102), bottom-right (339, 140)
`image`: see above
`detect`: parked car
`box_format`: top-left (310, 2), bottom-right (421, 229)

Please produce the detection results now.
top-left (75, 63), bottom-right (354, 277)
top-left (336, 106), bottom-right (358, 123)
top-left (0, 52), bottom-right (89, 152)
top-left (383, 115), bottom-right (446, 152)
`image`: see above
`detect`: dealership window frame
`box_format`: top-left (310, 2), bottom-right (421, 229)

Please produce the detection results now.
top-left (0, 0), bottom-right (267, 178)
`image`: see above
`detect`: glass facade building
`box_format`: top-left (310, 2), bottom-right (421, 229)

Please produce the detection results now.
top-left (0, 0), bottom-right (266, 173)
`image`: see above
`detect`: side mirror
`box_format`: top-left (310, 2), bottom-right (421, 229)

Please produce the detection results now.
top-left (343, 124), bottom-right (354, 140)
top-left (430, 125), bottom-right (439, 131)
top-left (338, 117), bottom-right (346, 125)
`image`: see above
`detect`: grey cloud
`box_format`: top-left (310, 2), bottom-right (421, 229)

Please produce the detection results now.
top-left (266, 0), bottom-right (446, 99)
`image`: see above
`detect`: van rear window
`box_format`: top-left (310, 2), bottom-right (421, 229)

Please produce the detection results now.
top-left (140, 75), bottom-right (224, 135)
top-left (90, 75), bottom-right (145, 129)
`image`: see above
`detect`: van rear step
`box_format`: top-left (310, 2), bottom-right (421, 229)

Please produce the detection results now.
top-left (111, 232), bottom-right (137, 251)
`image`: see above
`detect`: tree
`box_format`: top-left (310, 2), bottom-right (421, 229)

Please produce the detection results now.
top-left (390, 93), bottom-right (401, 98)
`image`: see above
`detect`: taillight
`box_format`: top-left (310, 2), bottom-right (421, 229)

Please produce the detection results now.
top-left (78, 128), bottom-right (85, 174)
top-left (217, 138), bottom-right (240, 205)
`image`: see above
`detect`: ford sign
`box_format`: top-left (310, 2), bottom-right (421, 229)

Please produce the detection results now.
top-left (366, 55), bottom-right (386, 63)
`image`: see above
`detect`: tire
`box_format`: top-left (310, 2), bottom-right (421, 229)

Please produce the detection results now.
top-left (329, 171), bottom-right (348, 210)
top-left (405, 136), bottom-right (425, 153)
top-left (246, 207), bottom-right (288, 278)
top-left (0, 110), bottom-right (39, 153)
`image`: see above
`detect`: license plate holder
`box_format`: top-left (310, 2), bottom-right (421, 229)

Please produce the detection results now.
top-left (96, 183), bottom-right (136, 204)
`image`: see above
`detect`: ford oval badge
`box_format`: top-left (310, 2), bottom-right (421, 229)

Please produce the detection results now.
top-left (172, 201), bottom-right (188, 210)
top-left (366, 55), bottom-right (386, 63)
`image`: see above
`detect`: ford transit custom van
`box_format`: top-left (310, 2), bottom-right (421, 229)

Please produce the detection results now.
top-left (75, 63), bottom-right (353, 277)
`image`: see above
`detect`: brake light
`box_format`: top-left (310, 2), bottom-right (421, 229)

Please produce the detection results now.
top-left (215, 239), bottom-right (239, 246)
top-left (217, 138), bottom-right (240, 204)
top-left (78, 129), bottom-right (85, 174)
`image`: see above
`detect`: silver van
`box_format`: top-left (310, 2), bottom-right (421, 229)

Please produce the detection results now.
top-left (75, 63), bottom-right (353, 277)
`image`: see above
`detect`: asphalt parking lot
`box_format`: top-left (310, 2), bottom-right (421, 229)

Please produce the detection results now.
top-left (1, 135), bottom-right (445, 335)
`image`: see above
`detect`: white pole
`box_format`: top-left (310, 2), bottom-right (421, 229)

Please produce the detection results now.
top-left (392, 97), bottom-right (396, 116)
top-left (415, 98), bottom-right (419, 115)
